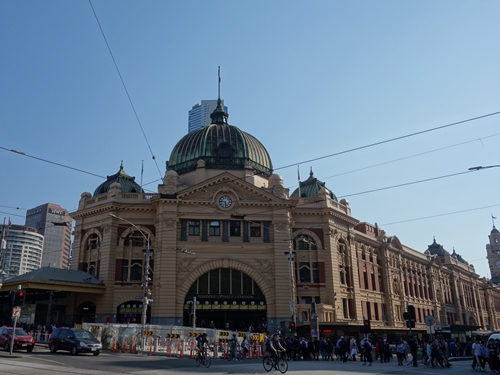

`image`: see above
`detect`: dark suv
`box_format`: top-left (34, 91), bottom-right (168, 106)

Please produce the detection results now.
top-left (49, 328), bottom-right (101, 355)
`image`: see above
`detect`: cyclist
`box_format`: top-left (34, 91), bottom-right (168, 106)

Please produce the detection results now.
top-left (197, 333), bottom-right (209, 359)
top-left (267, 332), bottom-right (286, 360)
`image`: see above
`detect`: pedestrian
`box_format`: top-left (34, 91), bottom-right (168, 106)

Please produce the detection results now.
top-left (350, 338), bottom-right (358, 363)
top-left (363, 338), bottom-right (373, 366)
top-left (409, 335), bottom-right (419, 367)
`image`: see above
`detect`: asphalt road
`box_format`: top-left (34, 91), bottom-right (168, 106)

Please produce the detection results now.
top-left (0, 346), bottom-right (476, 375)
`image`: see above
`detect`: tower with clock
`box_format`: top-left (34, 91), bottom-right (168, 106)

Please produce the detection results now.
top-left (487, 220), bottom-right (500, 283)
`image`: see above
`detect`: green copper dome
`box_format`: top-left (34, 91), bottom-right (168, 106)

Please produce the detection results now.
top-left (167, 100), bottom-right (273, 177)
top-left (291, 168), bottom-right (337, 201)
top-left (93, 163), bottom-right (144, 197)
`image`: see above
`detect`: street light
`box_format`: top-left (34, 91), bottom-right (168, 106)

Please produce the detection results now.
top-left (108, 214), bottom-right (153, 347)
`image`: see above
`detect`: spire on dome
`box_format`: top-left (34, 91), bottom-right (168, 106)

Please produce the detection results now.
top-left (210, 66), bottom-right (229, 125)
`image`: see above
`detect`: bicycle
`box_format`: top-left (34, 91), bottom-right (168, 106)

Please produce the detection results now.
top-left (195, 349), bottom-right (211, 368)
top-left (226, 345), bottom-right (243, 361)
top-left (263, 350), bottom-right (288, 373)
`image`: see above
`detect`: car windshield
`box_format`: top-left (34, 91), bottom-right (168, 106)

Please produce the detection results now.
top-left (74, 330), bottom-right (94, 339)
top-left (8, 329), bottom-right (28, 336)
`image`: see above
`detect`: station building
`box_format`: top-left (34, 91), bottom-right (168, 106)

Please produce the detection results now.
top-left (2, 98), bottom-right (500, 338)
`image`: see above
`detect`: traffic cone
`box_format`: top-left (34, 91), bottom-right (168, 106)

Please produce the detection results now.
top-left (149, 345), bottom-right (153, 356)
top-left (123, 342), bottom-right (127, 353)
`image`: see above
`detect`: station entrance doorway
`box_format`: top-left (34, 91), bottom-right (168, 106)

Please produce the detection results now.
top-left (184, 268), bottom-right (267, 331)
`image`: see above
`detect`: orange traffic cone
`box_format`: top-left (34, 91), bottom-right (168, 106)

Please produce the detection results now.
top-left (149, 345), bottom-right (153, 356)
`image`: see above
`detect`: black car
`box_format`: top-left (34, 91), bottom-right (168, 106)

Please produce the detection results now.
top-left (49, 328), bottom-right (102, 355)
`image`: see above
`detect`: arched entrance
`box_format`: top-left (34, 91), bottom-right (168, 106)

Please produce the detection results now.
top-left (184, 268), bottom-right (267, 331)
top-left (77, 301), bottom-right (96, 323)
top-left (116, 301), bottom-right (151, 324)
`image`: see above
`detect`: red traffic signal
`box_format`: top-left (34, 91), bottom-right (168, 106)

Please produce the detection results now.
top-left (290, 322), bottom-right (295, 328)
top-left (363, 319), bottom-right (371, 332)
top-left (18, 291), bottom-right (24, 298)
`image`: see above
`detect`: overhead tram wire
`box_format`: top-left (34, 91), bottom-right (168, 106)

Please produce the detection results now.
top-left (337, 170), bottom-right (474, 199)
top-left (275, 110), bottom-right (500, 172)
top-left (88, 0), bottom-right (163, 180)
top-left (381, 203), bottom-right (500, 226)
top-left (2, 111), bottom-right (499, 202)
top-left (2, 112), bottom-right (499, 220)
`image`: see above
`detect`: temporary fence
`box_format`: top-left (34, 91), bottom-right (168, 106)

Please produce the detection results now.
top-left (72, 323), bottom-right (266, 359)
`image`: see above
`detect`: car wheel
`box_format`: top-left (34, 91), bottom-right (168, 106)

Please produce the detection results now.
top-left (93, 352), bottom-right (100, 356)
top-left (27, 346), bottom-right (34, 353)
top-left (50, 343), bottom-right (57, 353)
top-left (4, 341), bottom-right (10, 352)
top-left (71, 346), bottom-right (78, 355)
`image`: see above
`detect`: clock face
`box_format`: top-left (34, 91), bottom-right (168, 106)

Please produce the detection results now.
top-left (495, 260), bottom-right (500, 269)
top-left (219, 195), bottom-right (233, 208)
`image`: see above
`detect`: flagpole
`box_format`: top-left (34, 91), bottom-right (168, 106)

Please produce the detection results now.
top-left (297, 165), bottom-right (301, 198)
top-left (141, 160), bottom-right (144, 188)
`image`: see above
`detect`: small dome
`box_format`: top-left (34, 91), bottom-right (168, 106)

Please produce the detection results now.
top-left (93, 162), bottom-right (144, 197)
top-left (427, 237), bottom-right (446, 257)
top-left (291, 168), bottom-right (337, 201)
top-left (167, 102), bottom-right (273, 177)
top-left (491, 226), bottom-right (499, 234)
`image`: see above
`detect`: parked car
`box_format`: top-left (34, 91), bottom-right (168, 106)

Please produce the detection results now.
top-left (49, 328), bottom-right (101, 355)
top-left (0, 327), bottom-right (35, 352)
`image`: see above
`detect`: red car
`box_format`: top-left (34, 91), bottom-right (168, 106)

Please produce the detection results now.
top-left (0, 327), bottom-right (35, 352)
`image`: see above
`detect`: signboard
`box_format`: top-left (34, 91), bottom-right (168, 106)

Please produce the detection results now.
top-left (12, 306), bottom-right (21, 318)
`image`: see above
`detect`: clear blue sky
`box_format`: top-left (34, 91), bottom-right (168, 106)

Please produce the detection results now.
top-left (1, 1), bottom-right (499, 279)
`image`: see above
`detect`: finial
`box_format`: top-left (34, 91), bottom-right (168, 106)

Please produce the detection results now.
top-left (120, 160), bottom-right (124, 169)
top-left (218, 66), bottom-right (221, 102)
top-left (309, 167), bottom-right (313, 177)
top-left (493, 213), bottom-right (497, 228)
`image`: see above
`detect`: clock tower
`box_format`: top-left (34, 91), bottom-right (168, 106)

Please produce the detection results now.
top-left (487, 225), bottom-right (500, 284)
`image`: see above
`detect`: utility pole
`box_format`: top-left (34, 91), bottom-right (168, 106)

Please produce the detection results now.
top-left (192, 296), bottom-right (196, 328)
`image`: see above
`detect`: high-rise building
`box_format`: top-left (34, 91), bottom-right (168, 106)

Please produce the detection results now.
top-left (188, 99), bottom-right (228, 133)
top-left (25, 203), bottom-right (72, 269)
top-left (0, 224), bottom-right (43, 278)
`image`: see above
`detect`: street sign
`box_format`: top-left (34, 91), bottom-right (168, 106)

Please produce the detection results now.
top-left (12, 306), bottom-right (21, 318)
top-left (424, 315), bottom-right (435, 326)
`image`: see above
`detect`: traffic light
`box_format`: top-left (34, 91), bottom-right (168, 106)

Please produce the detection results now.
top-left (290, 322), bottom-right (296, 332)
top-left (407, 305), bottom-right (415, 321)
top-left (14, 290), bottom-right (26, 306)
top-left (363, 319), bottom-right (371, 333)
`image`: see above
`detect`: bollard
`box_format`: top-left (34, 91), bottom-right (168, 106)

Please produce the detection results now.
top-left (154, 337), bottom-right (158, 353)
top-left (141, 337), bottom-right (146, 350)
top-left (179, 340), bottom-right (184, 358)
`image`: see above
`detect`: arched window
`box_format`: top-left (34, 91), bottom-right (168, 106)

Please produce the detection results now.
top-left (87, 233), bottom-right (99, 250)
top-left (294, 235), bottom-right (316, 250)
top-left (124, 230), bottom-right (149, 247)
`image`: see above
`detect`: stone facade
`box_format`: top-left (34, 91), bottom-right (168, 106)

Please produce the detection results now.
top-left (70, 165), bottom-right (500, 334)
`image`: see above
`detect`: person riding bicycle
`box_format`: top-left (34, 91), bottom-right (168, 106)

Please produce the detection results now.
top-left (197, 333), bottom-right (209, 359)
top-left (266, 332), bottom-right (286, 359)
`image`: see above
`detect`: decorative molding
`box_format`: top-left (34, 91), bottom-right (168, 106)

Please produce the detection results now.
top-left (177, 257), bottom-right (197, 273)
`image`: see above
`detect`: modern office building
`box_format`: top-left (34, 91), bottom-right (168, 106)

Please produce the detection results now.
top-left (63, 97), bottom-right (500, 336)
top-left (25, 203), bottom-right (72, 269)
top-left (188, 99), bottom-right (227, 133)
top-left (0, 224), bottom-right (43, 278)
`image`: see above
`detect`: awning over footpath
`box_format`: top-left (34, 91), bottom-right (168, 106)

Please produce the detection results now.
top-left (0, 267), bottom-right (105, 294)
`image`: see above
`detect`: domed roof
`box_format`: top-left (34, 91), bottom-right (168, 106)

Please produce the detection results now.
top-left (290, 168), bottom-right (337, 201)
top-left (93, 162), bottom-right (144, 197)
top-left (167, 100), bottom-right (273, 177)
top-left (427, 237), bottom-right (446, 257)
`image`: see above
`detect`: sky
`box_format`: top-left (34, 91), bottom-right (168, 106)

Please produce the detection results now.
top-left (1, 1), bottom-right (499, 279)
